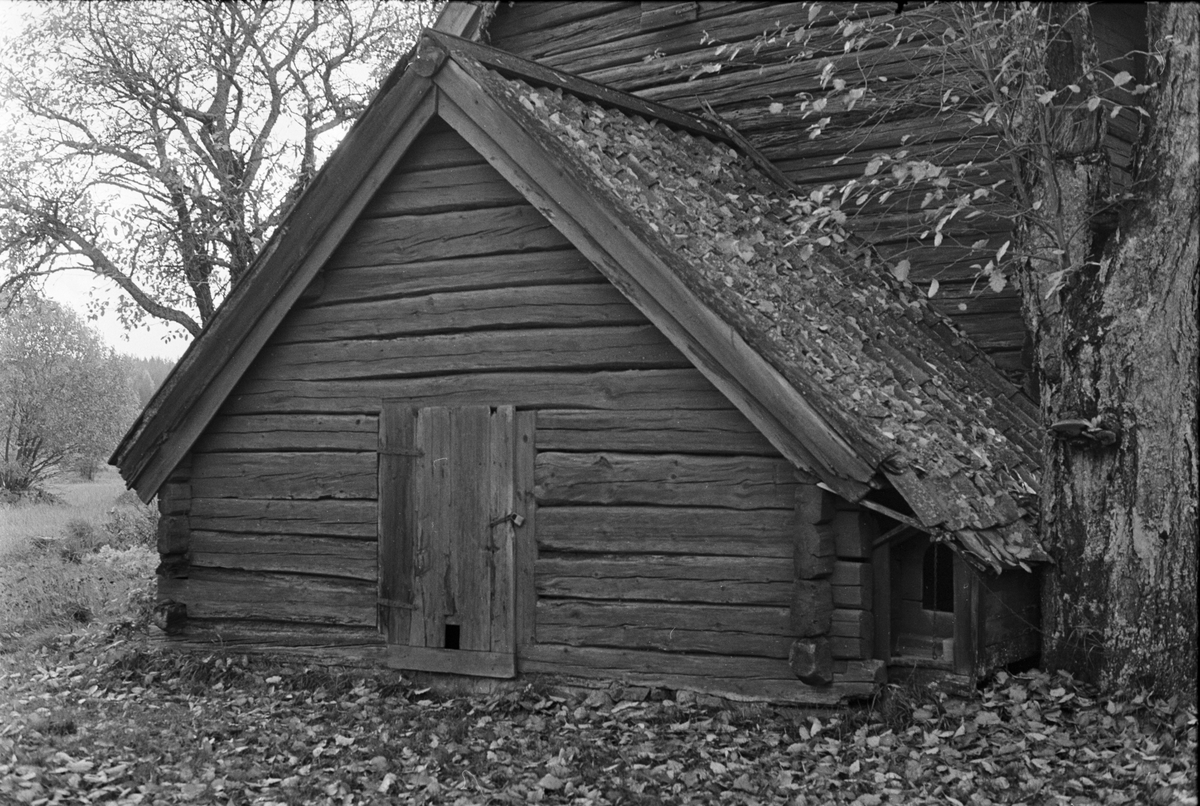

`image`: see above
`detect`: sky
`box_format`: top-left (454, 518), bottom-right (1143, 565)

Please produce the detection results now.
top-left (0, 1), bottom-right (187, 360)
top-left (42, 274), bottom-right (191, 360)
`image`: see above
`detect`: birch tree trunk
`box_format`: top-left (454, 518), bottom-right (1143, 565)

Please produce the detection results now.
top-left (1038, 3), bottom-right (1198, 697)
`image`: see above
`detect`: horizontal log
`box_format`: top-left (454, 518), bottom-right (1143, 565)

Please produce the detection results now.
top-left (834, 510), bottom-right (877, 559)
top-left (362, 161), bottom-right (525, 217)
top-left (791, 580), bottom-right (833, 637)
top-left (311, 249), bottom-right (601, 306)
top-left (388, 646), bottom-right (515, 679)
top-left (274, 283), bottom-right (644, 344)
top-left (794, 485), bottom-right (836, 579)
top-left (395, 123), bottom-right (487, 172)
top-left (189, 531), bottom-right (377, 580)
top-left (194, 414), bottom-right (378, 454)
top-left (190, 452), bottom-right (377, 501)
top-left (499, 3), bottom-right (819, 76)
top-left (250, 325), bottom-right (688, 382)
top-left (794, 520), bottom-right (837, 580)
top-left (831, 636), bottom-right (873, 661)
top-left (832, 608), bottom-right (873, 639)
top-left (175, 620), bottom-right (383, 647)
top-left (220, 369), bottom-right (732, 416)
top-left (536, 554), bottom-right (791, 606)
top-left (536, 600), bottom-right (792, 658)
top-left (535, 452), bottom-right (797, 509)
top-left (520, 644), bottom-right (878, 705)
top-left (570, 5), bottom-right (827, 82)
top-left (327, 205), bottom-right (569, 270)
top-left (157, 515), bottom-right (190, 556)
top-left (189, 498), bottom-right (377, 538)
top-left (158, 482), bottom-right (191, 516)
top-left (488, 1), bottom-right (637, 47)
top-left (832, 608), bottom-right (876, 661)
top-left (535, 408), bottom-right (778, 455)
top-left (161, 568), bottom-right (375, 627)
top-left (536, 506), bottom-right (792, 557)
top-left (835, 561), bottom-right (873, 611)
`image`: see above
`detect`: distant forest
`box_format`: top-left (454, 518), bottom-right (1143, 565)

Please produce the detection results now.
top-left (122, 356), bottom-right (176, 409)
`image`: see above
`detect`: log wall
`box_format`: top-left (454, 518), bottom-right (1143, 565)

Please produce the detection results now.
top-left (482, 2), bottom-right (1149, 384)
top-left (169, 118), bottom-right (883, 701)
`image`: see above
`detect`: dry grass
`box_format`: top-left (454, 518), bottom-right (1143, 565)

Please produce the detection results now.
top-left (0, 467), bottom-right (155, 649)
top-left (0, 468), bottom-right (130, 557)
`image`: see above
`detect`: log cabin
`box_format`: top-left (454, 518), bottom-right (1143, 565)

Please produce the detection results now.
top-left (111, 27), bottom-right (1050, 704)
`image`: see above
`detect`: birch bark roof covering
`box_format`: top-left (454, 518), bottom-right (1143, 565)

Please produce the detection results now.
top-left (111, 31), bottom-right (1044, 571)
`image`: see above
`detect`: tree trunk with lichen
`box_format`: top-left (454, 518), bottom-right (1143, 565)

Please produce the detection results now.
top-left (1025, 4), bottom-right (1198, 697)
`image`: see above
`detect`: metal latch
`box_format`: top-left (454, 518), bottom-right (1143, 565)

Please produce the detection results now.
top-left (489, 512), bottom-right (525, 528)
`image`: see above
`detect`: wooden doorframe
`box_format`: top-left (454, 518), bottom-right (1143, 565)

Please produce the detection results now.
top-left (377, 404), bottom-right (533, 678)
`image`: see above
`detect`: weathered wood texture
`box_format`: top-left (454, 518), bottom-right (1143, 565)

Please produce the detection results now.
top-left (189, 532), bottom-right (377, 580)
top-left (537, 506), bottom-right (792, 557)
top-left (521, 644), bottom-right (884, 705)
top-left (536, 409), bottom-right (777, 455)
top-left (172, 118), bottom-right (882, 695)
top-left (376, 405), bottom-right (518, 677)
top-left (534, 452), bottom-right (797, 509)
top-left (161, 569), bottom-right (376, 626)
top-left (480, 1), bottom-right (1137, 381)
top-left (156, 462), bottom-right (192, 596)
top-left (536, 554), bottom-right (791, 606)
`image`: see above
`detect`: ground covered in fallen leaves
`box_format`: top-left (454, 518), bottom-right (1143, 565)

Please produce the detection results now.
top-left (1, 631), bottom-right (1195, 806)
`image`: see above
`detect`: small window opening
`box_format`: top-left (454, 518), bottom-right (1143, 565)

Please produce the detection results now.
top-left (443, 624), bottom-right (460, 650)
top-left (922, 543), bottom-right (955, 612)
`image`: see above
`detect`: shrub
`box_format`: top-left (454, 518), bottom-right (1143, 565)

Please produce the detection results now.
top-left (60, 518), bottom-right (102, 561)
top-left (0, 544), bottom-right (156, 642)
top-left (102, 500), bottom-right (158, 551)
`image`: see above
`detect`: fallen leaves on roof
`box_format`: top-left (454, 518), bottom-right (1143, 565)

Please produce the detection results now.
top-left (482, 69), bottom-right (1045, 569)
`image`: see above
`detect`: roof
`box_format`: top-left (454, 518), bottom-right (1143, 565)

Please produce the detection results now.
top-left (111, 31), bottom-right (1044, 571)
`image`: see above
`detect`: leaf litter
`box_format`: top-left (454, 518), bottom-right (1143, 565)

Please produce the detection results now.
top-left (0, 631), bottom-right (1195, 805)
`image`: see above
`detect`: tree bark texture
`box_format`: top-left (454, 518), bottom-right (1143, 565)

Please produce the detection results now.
top-left (1039, 4), bottom-right (1198, 697)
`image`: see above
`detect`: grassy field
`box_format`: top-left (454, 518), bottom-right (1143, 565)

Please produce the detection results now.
top-left (0, 467), bottom-right (156, 651)
top-left (0, 468), bottom-right (130, 556)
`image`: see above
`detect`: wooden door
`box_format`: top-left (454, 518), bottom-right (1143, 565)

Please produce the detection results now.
top-left (378, 404), bottom-right (524, 677)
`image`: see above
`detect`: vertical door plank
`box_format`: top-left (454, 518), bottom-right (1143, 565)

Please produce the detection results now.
top-left (514, 411), bottom-right (537, 652)
top-left (453, 406), bottom-right (493, 651)
top-left (414, 407), bottom-right (452, 648)
top-left (378, 405), bottom-right (417, 644)
top-left (489, 406), bottom-right (516, 655)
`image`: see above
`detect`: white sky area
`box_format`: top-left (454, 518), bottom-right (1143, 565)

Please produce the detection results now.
top-left (42, 273), bottom-right (191, 360)
top-left (0, 2), bottom-right (188, 360)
